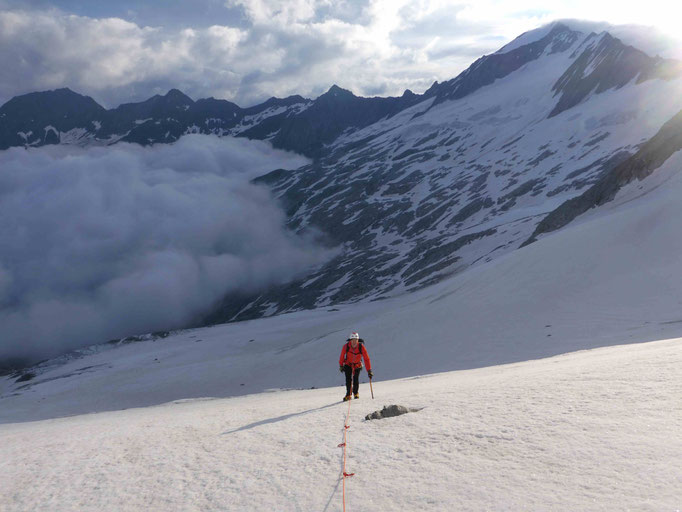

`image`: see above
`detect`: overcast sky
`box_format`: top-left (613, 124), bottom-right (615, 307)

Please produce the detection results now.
top-left (0, 0), bottom-right (680, 108)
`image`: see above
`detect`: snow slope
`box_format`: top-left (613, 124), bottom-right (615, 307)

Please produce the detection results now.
top-left (1, 337), bottom-right (681, 511)
top-left (3, 146), bottom-right (682, 423)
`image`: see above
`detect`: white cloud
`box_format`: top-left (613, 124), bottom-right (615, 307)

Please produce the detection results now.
top-left (1, 2), bottom-right (681, 108)
top-left (0, 136), bottom-right (333, 362)
top-left (0, 9), bottom-right (250, 106)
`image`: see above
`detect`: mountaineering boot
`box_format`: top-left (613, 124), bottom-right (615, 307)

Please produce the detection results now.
top-left (354, 393), bottom-right (359, 399)
top-left (343, 395), bottom-right (351, 401)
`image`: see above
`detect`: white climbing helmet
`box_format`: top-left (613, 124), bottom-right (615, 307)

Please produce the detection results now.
top-left (348, 332), bottom-right (359, 340)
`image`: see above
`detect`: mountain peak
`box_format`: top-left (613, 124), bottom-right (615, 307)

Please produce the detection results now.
top-left (495, 20), bottom-right (581, 55)
top-left (0, 87), bottom-right (104, 115)
top-left (48, 87), bottom-right (77, 96)
top-left (323, 85), bottom-right (354, 98)
top-left (5, 87), bottom-right (89, 103)
top-left (548, 28), bottom-right (682, 117)
top-left (164, 88), bottom-right (194, 104)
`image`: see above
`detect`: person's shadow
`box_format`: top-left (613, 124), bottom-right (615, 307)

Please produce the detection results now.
top-left (221, 401), bottom-right (339, 434)
top-left (222, 400), bottom-right (349, 511)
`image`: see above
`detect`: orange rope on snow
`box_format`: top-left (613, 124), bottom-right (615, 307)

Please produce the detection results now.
top-left (338, 368), bottom-right (355, 511)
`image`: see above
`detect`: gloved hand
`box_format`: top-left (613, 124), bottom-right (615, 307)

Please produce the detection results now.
top-left (339, 365), bottom-right (345, 373)
top-left (368, 370), bottom-right (373, 379)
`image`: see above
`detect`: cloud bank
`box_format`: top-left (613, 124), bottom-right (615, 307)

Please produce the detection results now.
top-left (0, 1), bottom-right (549, 107)
top-left (0, 135), bottom-right (332, 362)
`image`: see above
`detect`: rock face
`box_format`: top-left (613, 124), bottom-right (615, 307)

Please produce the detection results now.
top-left (524, 108), bottom-right (682, 244)
top-left (0, 87), bottom-right (313, 151)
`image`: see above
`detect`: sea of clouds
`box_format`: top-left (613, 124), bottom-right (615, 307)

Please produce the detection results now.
top-left (0, 135), bottom-right (334, 363)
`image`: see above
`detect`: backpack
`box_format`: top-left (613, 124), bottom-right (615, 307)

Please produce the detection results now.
top-left (345, 339), bottom-right (366, 364)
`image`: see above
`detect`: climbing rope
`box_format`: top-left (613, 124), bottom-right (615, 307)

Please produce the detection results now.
top-left (338, 368), bottom-right (355, 511)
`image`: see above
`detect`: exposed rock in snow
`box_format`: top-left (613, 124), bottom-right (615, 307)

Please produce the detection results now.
top-left (365, 404), bottom-right (422, 420)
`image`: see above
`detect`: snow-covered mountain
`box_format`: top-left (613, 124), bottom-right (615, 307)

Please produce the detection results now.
top-left (0, 87), bottom-right (313, 151)
top-left (2, 21), bottom-right (682, 355)
top-left (208, 22), bottom-right (682, 321)
top-left (0, 84), bottom-right (423, 157)
top-left (4, 20), bottom-right (682, 510)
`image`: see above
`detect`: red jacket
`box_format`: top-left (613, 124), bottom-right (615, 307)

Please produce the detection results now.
top-left (339, 340), bottom-right (371, 370)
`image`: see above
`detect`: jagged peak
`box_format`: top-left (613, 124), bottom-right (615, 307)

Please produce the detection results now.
top-left (502, 19), bottom-right (682, 61)
top-left (422, 80), bottom-right (439, 97)
top-left (322, 84), bottom-right (355, 98)
top-left (163, 88), bottom-right (194, 104)
top-left (283, 94), bottom-right (310, 103)
top-left (49, 87), bottom-right (77, 95)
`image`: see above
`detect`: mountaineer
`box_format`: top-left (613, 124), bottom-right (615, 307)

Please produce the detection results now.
top-left (339, 331), bottom-right (373, 401)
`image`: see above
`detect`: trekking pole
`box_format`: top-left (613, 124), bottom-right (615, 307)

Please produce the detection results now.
top-left (369, 377), bottom-right (374, 399)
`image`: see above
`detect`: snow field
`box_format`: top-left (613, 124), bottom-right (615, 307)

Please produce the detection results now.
top-left (4, 147), bottom-right (682, 424)
top-left (1, 337), bottom-right (681, 511)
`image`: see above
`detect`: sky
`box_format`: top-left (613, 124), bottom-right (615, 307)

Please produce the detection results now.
top-left (0, 0), bottom-right (681, 108)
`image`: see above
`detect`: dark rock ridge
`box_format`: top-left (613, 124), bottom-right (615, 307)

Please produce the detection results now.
top-left (0, 88), bottom-right (106, 149)
top-left (524, 108), bottom-right (682, 245)
top-left (0, 87), bottom-right (315, 152)
top-left (550, 32), bottom-right (682, 118)
top-left (268, 85), bottom-right (423, 157)
top-left (0, 85), bottom-right (421, 157)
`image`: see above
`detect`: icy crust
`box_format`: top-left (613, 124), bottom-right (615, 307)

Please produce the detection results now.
top-left (1, 338), bottom-right (681, 510)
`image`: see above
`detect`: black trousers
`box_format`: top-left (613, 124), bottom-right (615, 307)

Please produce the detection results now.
top-left (343, 365), bottom-right (361, 395)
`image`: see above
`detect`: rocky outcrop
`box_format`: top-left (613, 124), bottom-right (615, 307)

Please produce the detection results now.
top-left (549, 33), bottom-right (682, 118)
top-left (365, 404), bottom-right (422, 420)
top-left (524, 108), bottom-right (682, 245)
